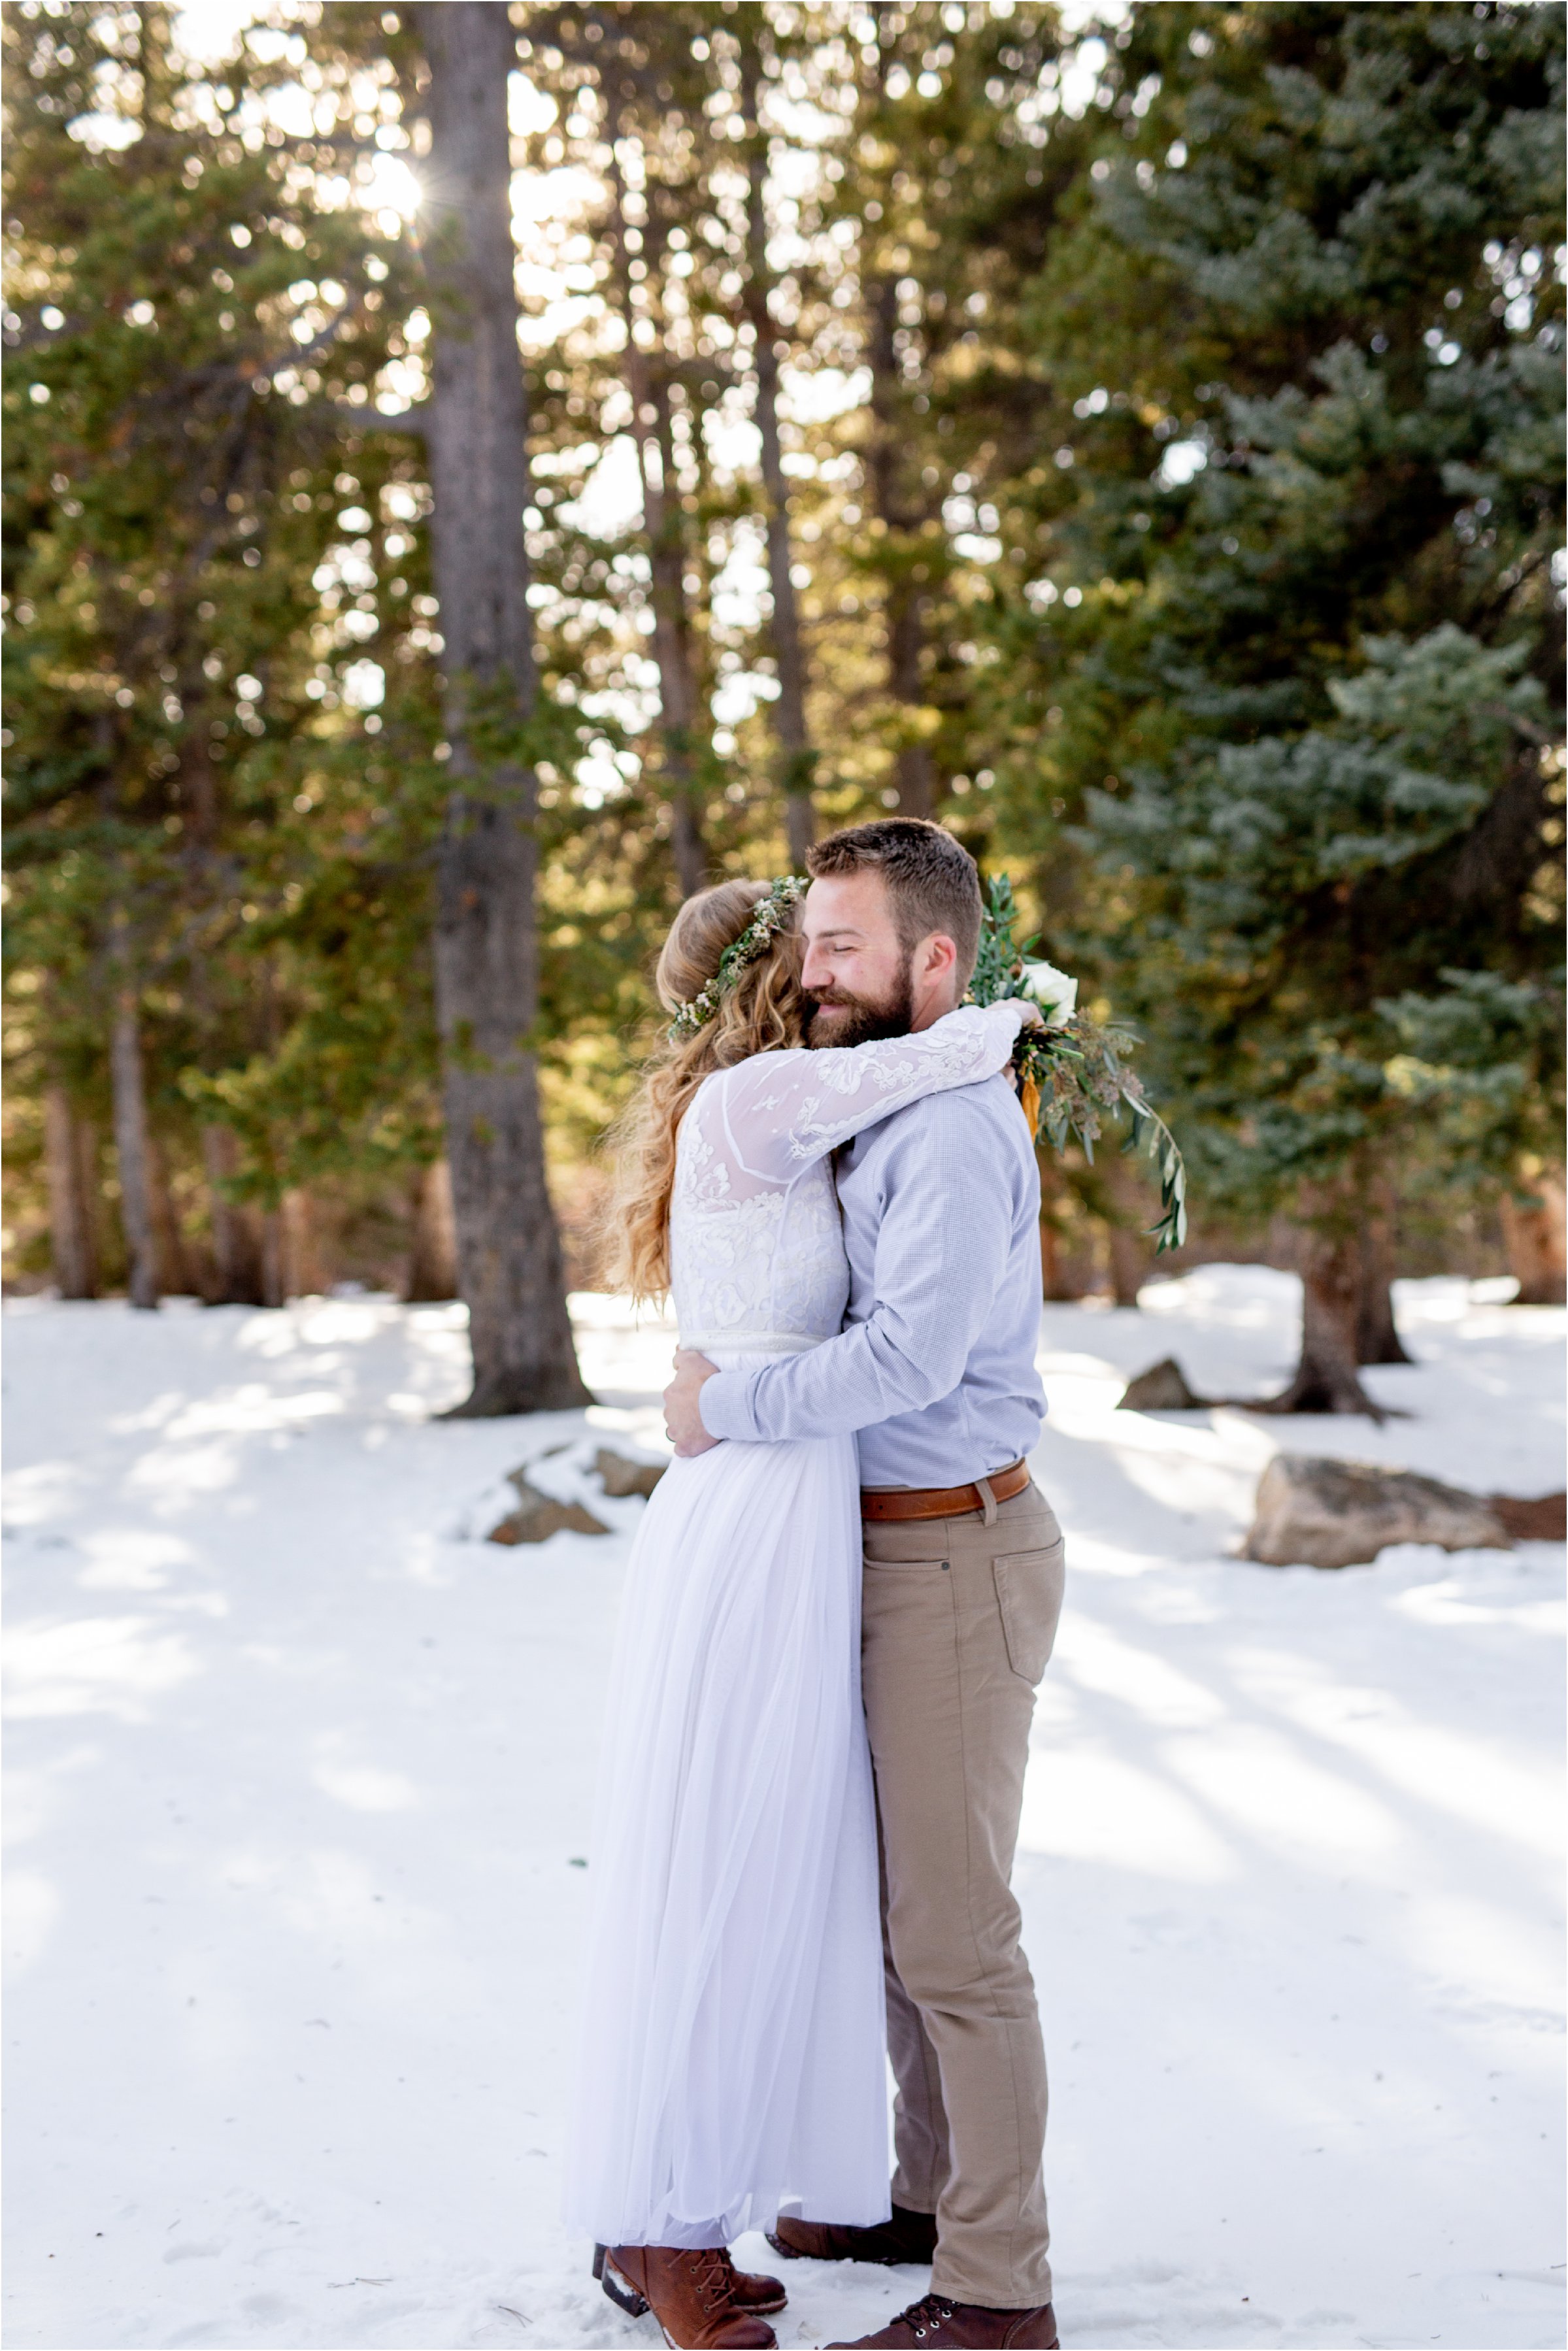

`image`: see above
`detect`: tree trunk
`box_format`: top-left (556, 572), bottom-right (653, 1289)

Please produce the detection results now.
top-left (146, 1132), bottom-right (193, 1296)
top-left (260, 1207), bottom-right (287, 1309)
top-left (1258, 1196), bottom-right (1384, 1418)
top-left (740, 39), bottom-right (815, 871)
top-left (406, 1158), bottom-right (459, 1301)
top-left (110, 988), bottom-right (159, 1310)
top-left (416, 0), bottom-right (590, 1414)
top-left (605, 149), bottom-right (707, 900)
top-left (1101, 1148), bottom-right (1150, 1309)
top-left (865, 267), bottom-right (935, 819)
top-left (648, 376), bottom-right (707, 899)
top-left (201, 1125), bottom-right (267, 1305)
top-left (1356, 1184), bottom-right (1411, 1364)
top-left (281, 1188), bottom-right (327, 1299)
top-left (1106, 1223), bottom-right (1146, 1312)
top-left (43, 1084), bottom-right (99, 1299)
top-left (1500, 1171), bottom-right (1566, 1305)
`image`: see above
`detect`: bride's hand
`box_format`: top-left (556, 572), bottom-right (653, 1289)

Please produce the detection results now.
top-left (665, 1348), bottom-right (721, 1456)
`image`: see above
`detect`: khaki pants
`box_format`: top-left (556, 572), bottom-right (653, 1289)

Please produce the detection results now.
top-left (861, 1479), bottom-right (1066, 2310)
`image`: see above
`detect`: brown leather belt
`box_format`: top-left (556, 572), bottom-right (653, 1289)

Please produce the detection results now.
top-left (860, 1458), bottom-right (1031, 1522)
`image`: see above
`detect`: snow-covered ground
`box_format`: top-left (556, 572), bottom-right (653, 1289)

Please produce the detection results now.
top-left (3, 1269), bottom-right (1563, 2351)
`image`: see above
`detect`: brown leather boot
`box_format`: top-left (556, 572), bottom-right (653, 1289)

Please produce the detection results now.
top-left (767, 2203), bottom-right (938, 2266)
top-left (594, 2243), bottom-right (784, 2318)
top-left (596, 2243), bottom-right (779, 2348)
top-left (829, 2292), bottom-right (1059, 2348)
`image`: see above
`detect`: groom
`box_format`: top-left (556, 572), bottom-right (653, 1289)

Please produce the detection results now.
top-left (663, 818), bottom-right (1066, 2351)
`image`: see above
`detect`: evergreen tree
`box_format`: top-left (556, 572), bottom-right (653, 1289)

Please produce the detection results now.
top-left (973, 0), bottom-right (1564, 1401)
top-left (3, 0), bottom-right (433, 1303)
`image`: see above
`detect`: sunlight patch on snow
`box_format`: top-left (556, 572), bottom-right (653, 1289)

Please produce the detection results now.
top-left (4, 1614), bottom-right (202, 1720)
top-left (107, 1388), bottom-right (189, 1434)
top-left (1018, 1745), bottom-right (1236, 1882)
top-left (125, 1439), bottom-right (240, 1500)
top-left (1171, 1726), bottom-right (1403, 1863)
top-left (1394, 1572), bottom-right (1567, 1633)
top-left (1276, 1687), bottom-right (1563, 1860)
top-left (77, 1527), bottom-right (197, 1590)
top-left (313, 1738), bottom-right (422, 1814)
top-left (1411, 1893), bottom-right (1562, 2016)
top-left (162, 1384), bottom-right (345, 1437)
top-left (1054, 1616), bottom-right (1223, 1729)
top-left (3, 1873), bottom-right (59, 1972)
top-left (1141, 1265), bottom-right (1299, 1326)
top-left (3, 1459), bottom-right (82, 1526)
top-left (273, 1848), bottom-right (485, 2012)
top-left (290, 1301), bottom-right (398, 1346)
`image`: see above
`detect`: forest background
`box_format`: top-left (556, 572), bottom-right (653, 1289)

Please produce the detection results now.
top-left (4, 0), bottom-right (1563, 1421)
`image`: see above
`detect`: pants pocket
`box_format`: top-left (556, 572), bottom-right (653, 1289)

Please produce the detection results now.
top-left (993, 1545), bottom-right (1065, 1683)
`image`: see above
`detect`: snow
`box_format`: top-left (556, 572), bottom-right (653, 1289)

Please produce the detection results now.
top-left (3, 1268), bottom-right (1563, 2351)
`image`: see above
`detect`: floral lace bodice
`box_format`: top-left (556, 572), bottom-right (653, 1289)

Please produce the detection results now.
top-left (669, 1002), bottom-right (1027, 1355)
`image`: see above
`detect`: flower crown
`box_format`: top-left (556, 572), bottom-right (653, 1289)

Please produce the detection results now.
top-left (666, 874), bottom-right (809, 1042)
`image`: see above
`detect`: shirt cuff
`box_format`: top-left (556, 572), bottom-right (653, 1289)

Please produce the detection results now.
top-left (699, 1368), bottom-right (761, 1442)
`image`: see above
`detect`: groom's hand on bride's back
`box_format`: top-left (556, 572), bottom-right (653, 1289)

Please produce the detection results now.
top-left (665, 1348), bottom-right (721, 1456)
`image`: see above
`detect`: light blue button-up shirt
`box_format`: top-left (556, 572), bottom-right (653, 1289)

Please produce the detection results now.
top-left (698, 1073), bottom-right (1046, 1487)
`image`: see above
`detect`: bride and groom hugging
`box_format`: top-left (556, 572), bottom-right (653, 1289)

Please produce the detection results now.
top-left (564, 819), bottom-right (1067, 2351)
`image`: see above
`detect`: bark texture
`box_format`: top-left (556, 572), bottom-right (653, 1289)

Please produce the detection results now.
top-left (406, 1158), bottom-right (459, 1301)
top-left (1106, 1222), bottom-right (1147, 1313)
top-left (866, 267), bottom-right (935, 819)
top-left (43, 1085), bottom-right (99, 1299)
top-left (740, 37), bottom-right (815, 871)
top-left (201, 1125), bottom-right (267, 1305)
top-left (418, 1), bottom-right (589, 1414)
top-left (1259, 1196), bottom-right (1384, 1418)
top-left (280, 1188), bottom-right (327, 1299)
top-left (110, 988), bottom-right (159, 1310)
top-left (1101, 1150), bottom-right (1151, 1310)
top-left (1356, 1182), bottom-right (1411, 1364)
top-left (146, 1133), bottom-right (193, 1297)
top-left (606, 150), bottom-right (706, 900)
top-left (1500, 1172), bottom-right (1567, 1305)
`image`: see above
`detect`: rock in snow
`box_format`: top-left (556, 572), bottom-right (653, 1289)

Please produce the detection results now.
top-left (487, 1469), bottom-right (609, 1546)
top-left (1244, 1453), bottom-right (1512, 1569)
top-left (1491, 1489), bottom-right (1568, 1541)
top-left (1117, 1355), bottom-right (1209, 1411)
top-left (593, 1446), bottom-right (667, 1499)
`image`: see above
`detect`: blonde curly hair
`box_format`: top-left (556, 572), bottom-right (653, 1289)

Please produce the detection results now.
top-left (607, 879), bottom-right (807, 1303)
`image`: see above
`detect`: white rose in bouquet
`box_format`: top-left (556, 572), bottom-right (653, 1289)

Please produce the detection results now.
top-left (1019, 959), bottom-right (1078, 1027)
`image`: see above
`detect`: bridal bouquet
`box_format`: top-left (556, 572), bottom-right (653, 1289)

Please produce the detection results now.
top-left (968, 875), bottom-right (1188, 1253)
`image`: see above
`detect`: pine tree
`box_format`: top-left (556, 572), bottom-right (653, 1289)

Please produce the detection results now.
top-left (973, 0), bottom-right (1564, 1401)
top-left (3, 1), bottom-right (429, 1303)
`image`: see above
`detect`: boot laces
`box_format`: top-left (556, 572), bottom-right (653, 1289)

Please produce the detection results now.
top-left (899, 2293), bottom-right (958, 2341)
top-left (690, 2246), bottom-right (737, 2309)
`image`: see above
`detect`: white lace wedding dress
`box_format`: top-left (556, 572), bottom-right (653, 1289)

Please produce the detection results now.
top-left (563, 1002), bottom-right (1027, 2250)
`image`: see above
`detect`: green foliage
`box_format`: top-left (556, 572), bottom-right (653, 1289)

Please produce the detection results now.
top-left (3, 0), bottom-right (1560, 1295)
top-left (969, 875), bottom-right (1188, 1250)
top-left (969, 0), bottom-right (1565, 1237)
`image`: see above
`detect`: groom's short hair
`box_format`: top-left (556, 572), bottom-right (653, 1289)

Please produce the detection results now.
top-left (807, 819), bottom-right (984, 984)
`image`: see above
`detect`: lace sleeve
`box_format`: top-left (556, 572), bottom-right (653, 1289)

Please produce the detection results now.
top-left (697, 1001), bottom-right (1028, 1191)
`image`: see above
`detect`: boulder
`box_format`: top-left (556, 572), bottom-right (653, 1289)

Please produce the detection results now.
top-left (1244, 1454), bottom-right (1513, 1571)
top-left (486, 1470), bottom-right (609, 1547)
top-left (594, 1446), bottom-right (667, 1500)
top-left (1490, 1491), bottom-right (1567, 1541)
top-left (1117, 1356), bottom-right (1209, 1412)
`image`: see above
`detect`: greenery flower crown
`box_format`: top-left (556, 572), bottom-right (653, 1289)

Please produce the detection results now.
top-left (666, 874), bottom-right (809, 1042)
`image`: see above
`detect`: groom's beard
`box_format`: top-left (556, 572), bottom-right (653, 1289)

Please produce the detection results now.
top-left (805, 967), bottom-right (915, 1050)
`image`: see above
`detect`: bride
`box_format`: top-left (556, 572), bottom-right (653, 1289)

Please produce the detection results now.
top-left (563, 875), bottom-right (1033, 2350)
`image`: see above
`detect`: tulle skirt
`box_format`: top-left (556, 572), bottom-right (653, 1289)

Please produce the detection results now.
top-left (562, 1356), bottom-right (890, 2247)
